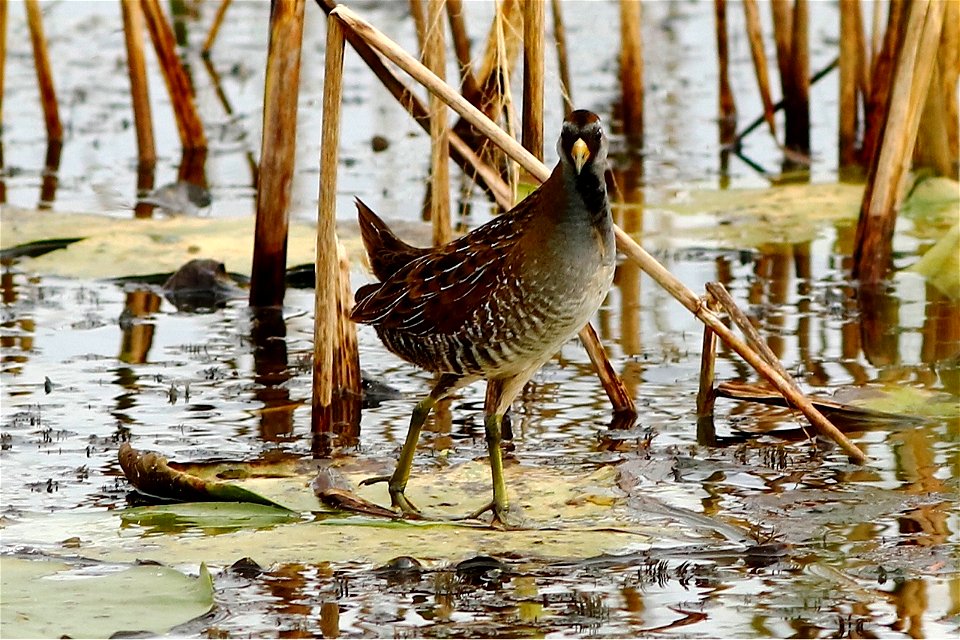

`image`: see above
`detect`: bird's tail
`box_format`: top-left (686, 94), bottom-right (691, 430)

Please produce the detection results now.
top-left (355, 198), bottom-right (427, 280)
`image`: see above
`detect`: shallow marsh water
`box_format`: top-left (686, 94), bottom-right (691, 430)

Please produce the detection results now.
top-left (1, 1), bottom-right (959, 638)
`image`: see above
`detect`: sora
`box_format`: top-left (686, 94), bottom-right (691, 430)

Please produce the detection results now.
top-left (352, 110), bottom-right (615, 526)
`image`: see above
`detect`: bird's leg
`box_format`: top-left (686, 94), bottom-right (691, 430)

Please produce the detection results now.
top-left (361, 373), bottom-right (462, 515)
top-left (467, 375), bottom-right (531, 528)
top-left (466, 412), bottom-right (510, 526)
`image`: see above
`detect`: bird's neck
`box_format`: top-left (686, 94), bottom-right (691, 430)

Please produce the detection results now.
top-left (557, 164), bottom-right (610, 228)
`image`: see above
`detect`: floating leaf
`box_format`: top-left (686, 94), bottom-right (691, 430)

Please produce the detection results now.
top-left (0, 206), bottom-right (364, 279)
top-left (907, 223), bottom-right (960, 299)
top-left (0, 557), bottom-right (213, 638)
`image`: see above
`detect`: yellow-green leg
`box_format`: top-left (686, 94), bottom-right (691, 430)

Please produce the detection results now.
top-left (362, 373), bottom-right (463, 514)
top-left (467, 374), bottom-right (534, 527)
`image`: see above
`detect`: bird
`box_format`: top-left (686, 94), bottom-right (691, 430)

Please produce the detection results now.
top-left (351, 110), bottom-right (616, 526)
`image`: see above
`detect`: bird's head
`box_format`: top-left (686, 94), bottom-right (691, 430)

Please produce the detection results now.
top-left (557, 110), bottom-right (607, 176)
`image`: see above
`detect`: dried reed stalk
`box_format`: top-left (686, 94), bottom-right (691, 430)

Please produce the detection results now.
top-left (314, 0), bottom-right (512, 209)
top-left (333, 241), bottom-right (362, 440)
top-left (329, 4), bottom-right (867, 462)
top-left (854, 0), bottom-right (948, 284)
top-left (695, 293), bottom-right (719, 423)
top-left (25, 0), bottom-right (62, 143)
top-left (839, 0), bottom-right (861, 169)
top-left (580, 322), bottom-right (636, 415)
top-left (474, 0), bottom-right (523, 114)
top-left (142, 0), bottom-right (207, 151)
top-left (942, 0), bottom-right (959, 163)
top-left (742, 0), bottom-right (777, 139)
top-left (249, 0), bottom-right (305, 307)
top-left (445, 0), bottom-right (479, 98)
top-left (786, 0), bottom-right (810, 155)
top-left (312, 15), bottom-right (346, 435)
top-left (0, 0), bottom-right (7, 131)
top-left (619, 0), bottom-right (644, 141)
top-left (522, 0), bottom-right (544, 160)
top-left (862, 0), bottom-right (906, 166)
top-left (550, 0), bottom-right (574, 115)
top-left (915, 59), bottom-right (952, 176)
top-left (714, 0), bottom-right (737, 145)
top-left (409, 0), bottom-right (426, 53)
top-left (425, 0), bottom-right (452, 245)
top-left (121, 0), bottom-right (156, 167)
top-left (770, 0), bottom-right (811, 157)
top-left (202, 0), bottom-right (233, 56)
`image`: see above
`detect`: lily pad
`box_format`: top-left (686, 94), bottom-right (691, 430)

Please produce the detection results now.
top-left (0, 557), bottom-right (214, 638)
top-left (0, 206), bottom-right (365, 279)
top-left (654, 182), bottom-right (864, 246)
top-left (907, 223), bottom-right (960, 299)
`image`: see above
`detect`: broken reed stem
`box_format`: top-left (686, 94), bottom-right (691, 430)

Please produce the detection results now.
top-left (550, 0), bottom-right (574, 116)
top-left (705, 282), bottom-right (796, 388)
top-left (445, 0), bottom-right (479, 98)
top-left (329, 4), bottom-right (867, 463)
top-left (141, 0), bottom-right (207, 151)
top-left (25, 0), bottom-right (62, 143)
top-left (312, 14), bottom-right (346, 435)
top-left (121, 0), bottom-right (157, 168)
top-left (425, 0), bottom-right (452, 246)
top-left (202, 0), bottom-right (233, 56)
top-left (521, 0), bottom-right (544, 160)
top-left (619, 0), bottom-right (644, 141)
top-left (695, 293), bottom-right (719, 443)
top-left (714, 0), bottom-right (737, 145)
top-left (742, 0), bottom-right (776, 139)
top-left (839, 0), bottom-right (860, 169)
top-left (580, 322), bottom-right (636, 415)
top-left (853, 0), bottom-right (947, 284)
top-left (249, 0), bottom-right (305, 308)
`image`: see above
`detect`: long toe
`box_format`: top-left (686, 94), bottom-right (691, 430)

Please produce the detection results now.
top-left (389, 489), bottom-right (421, 515)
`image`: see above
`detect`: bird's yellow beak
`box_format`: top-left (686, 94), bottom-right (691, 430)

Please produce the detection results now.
top-left (572, 138), bottom-right (590, 174)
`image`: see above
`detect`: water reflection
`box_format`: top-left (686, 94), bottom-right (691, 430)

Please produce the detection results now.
top-left (250, 306), bottom-right (295, 442)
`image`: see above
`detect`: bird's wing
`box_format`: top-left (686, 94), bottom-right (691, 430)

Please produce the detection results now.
top-left (351, 212), bottom-right (526, 336)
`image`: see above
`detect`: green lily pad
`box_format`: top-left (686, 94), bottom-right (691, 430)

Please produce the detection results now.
top-left (0, 557), bottom-right (214, 638)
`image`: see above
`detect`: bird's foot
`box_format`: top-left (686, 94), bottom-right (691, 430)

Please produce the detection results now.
top-left (463, 500), bottom-right (520, 530)
top-left (359, 475), bottom-right (421, 516)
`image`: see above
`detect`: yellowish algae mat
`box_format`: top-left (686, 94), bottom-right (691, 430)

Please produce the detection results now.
top-left (1, 463), bottom-right (661, 567)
